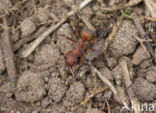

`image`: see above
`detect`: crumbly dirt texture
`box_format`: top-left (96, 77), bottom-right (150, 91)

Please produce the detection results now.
top-left (0, 0), bottom-right (156, 113)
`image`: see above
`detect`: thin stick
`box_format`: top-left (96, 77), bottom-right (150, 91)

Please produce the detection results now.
top-left (13, 26), bottom-right (47, 51)
top-left (101, 0), bottom-right (142, 12)
top-left (103, 15), bottom-right (124, 53)
top-left (69, 67), bottom-right (75, 76)
top-left (120, 58), bottom-right (141, 113)
top-left (1, 16), bottom-right (17, 87)
top-left (144, 16), bottom-right (156, 22)
top-left (21, 0), bottom-right (93, 58)
top-left (132, 13), bottom-right (155, 57)
top-left (92, 66), bottom-right (117, 95)
top-left (105, 100), bottom-right (111, 113)
top-left (133, 35), bottom-right (150, 57)
top-left (120, 58), bottom-right (132, 88)
top-left (80, 86), bottom-right (108, 105)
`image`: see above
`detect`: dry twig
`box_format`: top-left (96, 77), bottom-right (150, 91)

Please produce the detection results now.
top-left (120, 58), bottom-right (132, 88)
top-left (103, 15), bottom-right (124, 53)
top-left (13, 26), bottom-right (47, 51)
top-left (92, 66), bottom-right (117, 95)
top-left (133, 35), bottom-right (151, 57)
top-left (143, 16), bottom-right (156, 22)
top-left (101, 0), bottom-right (142, 12)
top-left (105, 100), bottom-right (111, 113)
top-left (132, 14), bottom-right (155, 58)
top-left (21, 0), bottom-right (93, 58)
top-left (120, 58), bottom-right (141, 113)
top-left (1, 16), bottom-right (17, 87)
top-left (80, 86), bottom-right (108, 105)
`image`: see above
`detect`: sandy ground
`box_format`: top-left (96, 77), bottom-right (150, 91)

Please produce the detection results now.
top-left (0, 0), bottom-right (156, 113)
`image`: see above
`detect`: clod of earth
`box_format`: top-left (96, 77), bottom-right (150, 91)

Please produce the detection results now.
top-left (132, 46), bottom-right (150, 65)
top-left (11, 30), bottom-right (20, 43)
top-left (56, 23), bottom-right (75, 54)
top-left (35, 8), bottom-right (50, 23)
top-left (112, 65), bottom-right (123, 86)
top-left (34, 43), bottom-right (61, 66)
top-left (146, 69), bottom-right (156, 83)
top-left (48, 77), bottom-right (67, 102)
top-left (107, 57), bottom-right (117, 68)
top-left (108, 20), bottom-right (138, 58)
top-left (15, 71), bottom-right (46, 102)
top-left (66, 82), bottom-right (85, 104)
top-left (131, 77), bottom-right (156, 101)
top-left (20, 18), bottom-right (37, 36)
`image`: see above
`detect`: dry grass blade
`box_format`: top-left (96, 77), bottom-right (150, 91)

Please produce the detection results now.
top-left (21, 0), bottom-right (93, 58)
top-left (144, 16), bottom-right (156, 22)
top-left (102, 15), bottom-right (124, 53)
top-left (21, 18), bottom-right (67, 58)
top-left (120, 58), bottom-right (132, 87)
top-left (105, 100), bottom-right (111, 113)
top-left (69, 67), bottom-right (75, 76)
top-left (79, 67), bottom-right (90, 77)
top-left (101, 0), bottom-right (142, 12)
top-left (144, 0), bottom-right (156, 18)
top-left (80, 86), bottom-right (108, 105)
top-left (92, 66), bottom-right (117, 95)
top-left (126, 0), bottom-right (142, 7)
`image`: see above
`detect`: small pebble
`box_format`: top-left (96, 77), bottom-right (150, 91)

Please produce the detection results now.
top-left (94, 60), bottom-right (105, 68)
top-left (34, 44), bottom-right (60, 65)
top-left (16, 71), bottom-right (46, 102)
top-left (11, 30), bottom-right (20, 42)
top-left (112, 65), bottom-right (123, 86)
top-left (132, 46), bottom-right (150, 65)
top-left (48, 77), bottom-right (67, 102)
top-left (132, 77), bottom-right (156, 101)
top-left (56, 23), bottom-right (75, 54)
top-left (20, 18), bottom-right (36, 36)
top-left (59, 67), bottom-right (68, 79)
top-left (107, 57), bottom-right (117, 68)
top-left (146, 70), bottom-right (156, 83)
top-left (41, 97), bottom-right (51, 108)
top-left (36, 8), bottom-right (50, 23)
top-left (66, 82), bottom-right (85, 104)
